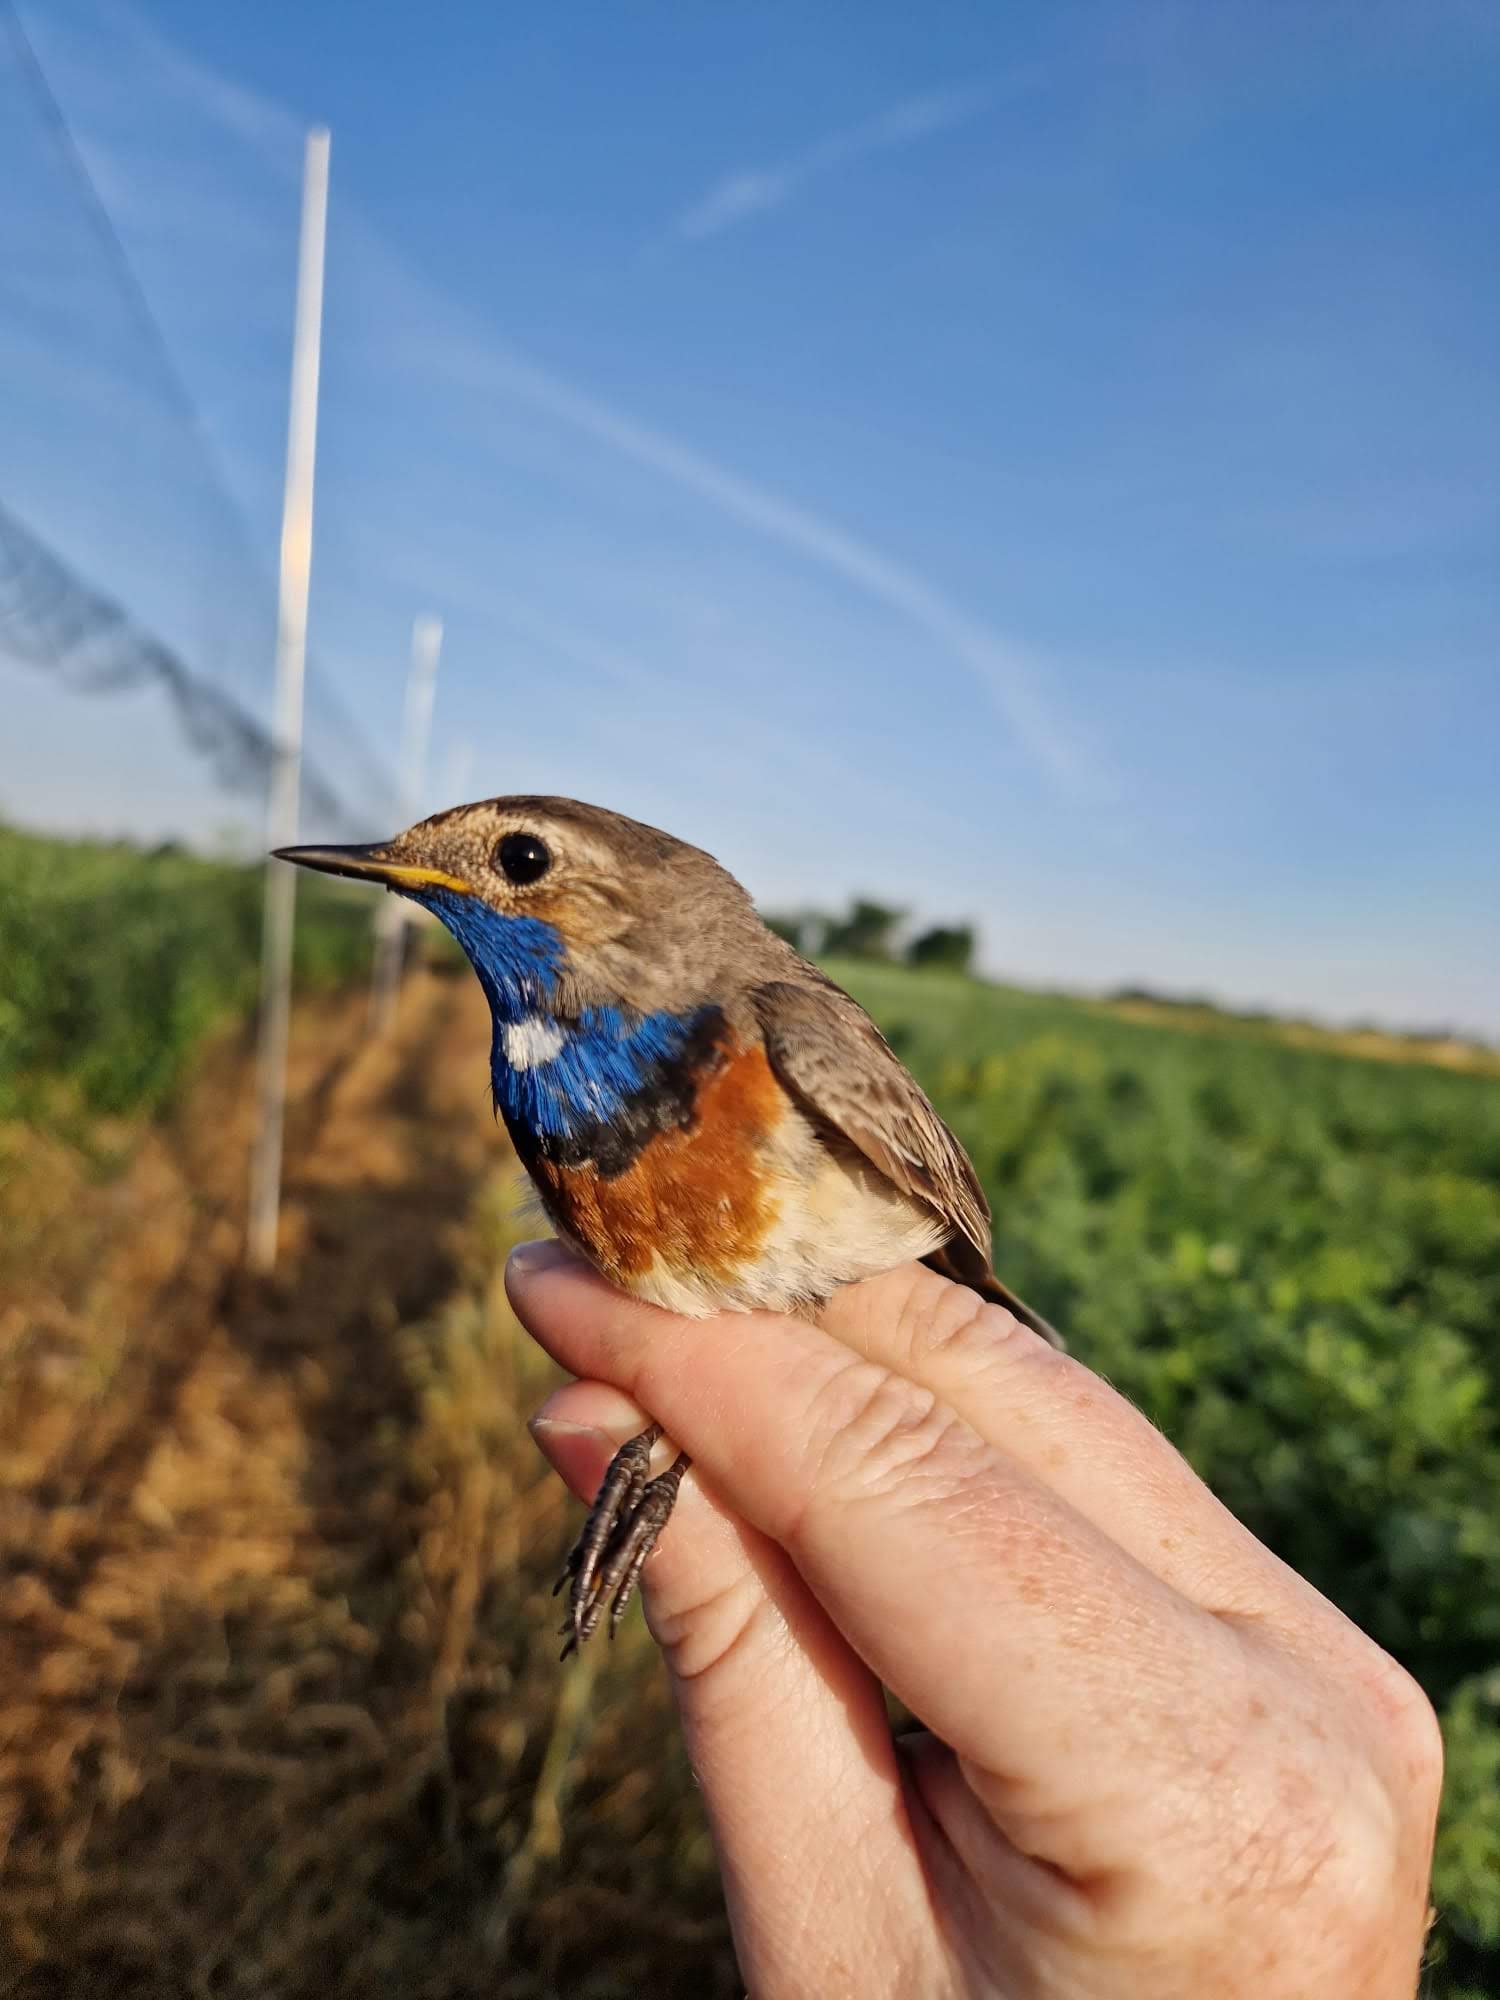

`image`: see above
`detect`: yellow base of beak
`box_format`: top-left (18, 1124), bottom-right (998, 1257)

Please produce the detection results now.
top-left (272, 844), bottom-right (474, 897)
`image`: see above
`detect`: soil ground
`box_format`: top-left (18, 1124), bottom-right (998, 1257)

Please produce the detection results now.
top-left (0, 970), bottom-right (735, 1998)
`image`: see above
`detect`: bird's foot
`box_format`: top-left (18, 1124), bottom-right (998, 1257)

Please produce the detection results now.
top-left (554, 1424), bottom-right (691, 1656)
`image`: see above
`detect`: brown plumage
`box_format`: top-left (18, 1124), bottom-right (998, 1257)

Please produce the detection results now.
top-left (275, 795), bottom-right (1065, 1649)
top-left (751, 975), bottom-right (1061, 1346)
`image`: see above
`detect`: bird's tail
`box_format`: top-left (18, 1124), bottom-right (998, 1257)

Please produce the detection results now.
top-left (922, 1238), bottom-right (1066, 1351)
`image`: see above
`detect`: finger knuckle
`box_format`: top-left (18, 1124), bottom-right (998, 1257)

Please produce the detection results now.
top-left (1359, 1647), bottom-right (1445, 1811)
top-left (651, 1571), bottom-right (782, 1688)
top-left (1096, 1637), bottom-right (1438, 1984)
top-left (1196, 1674), bottom-right (1430, 1958)
top-left (806, 1359), bottom-right (974, 1509)
top-left (902, 1283), bottom-right (1003, 1371)
top-left (904, 1281), bottom-right (1069, 1388)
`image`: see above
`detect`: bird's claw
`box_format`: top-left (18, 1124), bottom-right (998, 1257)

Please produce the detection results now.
top-left (554, 1425), bottom-right (690, 1655)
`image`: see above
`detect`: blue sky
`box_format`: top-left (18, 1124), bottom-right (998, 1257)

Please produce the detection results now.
top-left (3, 0), bottom-right (1497, 1032)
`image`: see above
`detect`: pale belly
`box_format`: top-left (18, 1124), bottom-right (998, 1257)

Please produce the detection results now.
top-left (602, 1145), bottom-right (948, 1320)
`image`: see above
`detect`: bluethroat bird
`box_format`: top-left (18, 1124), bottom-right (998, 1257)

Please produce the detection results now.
top-left (278, 798), bottom-right (1063, 1653)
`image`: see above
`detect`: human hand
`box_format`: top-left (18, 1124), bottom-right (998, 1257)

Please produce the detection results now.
top-left (506, 1241), bottom-right (1441, 1999)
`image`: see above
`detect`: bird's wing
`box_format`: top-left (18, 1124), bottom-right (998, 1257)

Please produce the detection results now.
top-left (751, 976), bottom-right (992, 1257)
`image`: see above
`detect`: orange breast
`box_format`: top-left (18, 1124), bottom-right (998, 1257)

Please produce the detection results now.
top-left (529, 1038), bottom-right (787, 1290)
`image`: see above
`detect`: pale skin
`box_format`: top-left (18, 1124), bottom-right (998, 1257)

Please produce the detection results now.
top-left (506, 1240), bottom-right (1443, 2000)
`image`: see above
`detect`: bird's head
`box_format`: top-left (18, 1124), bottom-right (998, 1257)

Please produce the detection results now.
top-left (276, 794), bottom-right (756, 1024)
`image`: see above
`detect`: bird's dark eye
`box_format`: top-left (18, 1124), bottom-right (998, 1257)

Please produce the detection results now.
top-left (495, 831), bottom-right (552, 886)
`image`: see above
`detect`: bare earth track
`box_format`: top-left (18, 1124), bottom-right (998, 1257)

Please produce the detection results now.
top-left (0, 971), bottom-right (735, 1999)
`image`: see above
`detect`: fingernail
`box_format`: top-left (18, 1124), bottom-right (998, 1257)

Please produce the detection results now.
top-left (527, 1413), bottom-right (604, 1446)
top-left (527, 1413), bottom-right (615, 1495)
top-left (506, 1237), bottom-right (572, 1287)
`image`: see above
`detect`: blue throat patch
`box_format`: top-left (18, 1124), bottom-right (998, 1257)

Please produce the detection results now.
top-left (411, 887), bottom-right (713, 1144)
top-left (415, 888), bottom-right (564, 1023)
top-left (499, 1004), bottom-right (714, 1143)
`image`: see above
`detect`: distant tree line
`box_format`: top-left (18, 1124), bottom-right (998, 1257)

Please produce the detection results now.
top-left (763, 898), bottom-right (977, 975)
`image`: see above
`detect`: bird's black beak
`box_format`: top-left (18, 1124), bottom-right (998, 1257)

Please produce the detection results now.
top-left (272, 842), bottom-right (475, 896)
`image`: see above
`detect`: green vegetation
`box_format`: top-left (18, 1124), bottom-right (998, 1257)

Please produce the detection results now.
top-left (2, 828), bottom-right (1496, 1990)
top-left (829, 957), bottom-right (1500, 1991)
top-left (905, 922), bottom-right (976, 974)
top-left (764, 896), bottom-right (977, 972)
top-left (0, 823), bottom-right (373, 1124)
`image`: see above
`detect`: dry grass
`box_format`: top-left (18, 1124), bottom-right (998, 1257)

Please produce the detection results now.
top-left (0, 974), bottom-right (737, 1998)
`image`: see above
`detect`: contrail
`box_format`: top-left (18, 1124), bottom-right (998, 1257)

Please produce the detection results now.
top-left (425, 333), bottom-right (1095, 793)
top-left (674, 85), bottom-right (992, 241)
top-left (50, 6), bottom-right (1098, 795)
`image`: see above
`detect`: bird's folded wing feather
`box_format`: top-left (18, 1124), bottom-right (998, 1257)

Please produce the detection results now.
top-left (751, 977), bottom-right (992, 1258)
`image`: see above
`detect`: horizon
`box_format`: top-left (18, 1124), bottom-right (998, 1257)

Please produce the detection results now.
top-left (4, 805), bottom-right (1494, 1051)
top-left (4, 0), bottom-right (1497, 1036)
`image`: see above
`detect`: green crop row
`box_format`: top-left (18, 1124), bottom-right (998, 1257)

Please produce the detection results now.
top-left (830, 958), bottom-right (1500, 1988)
top-left (0, 823), bottom-right (373, 1124)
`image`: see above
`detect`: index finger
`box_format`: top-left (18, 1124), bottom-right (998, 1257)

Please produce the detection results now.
top-left (820, 1265), bottom-right (1317, 1625)
top-left (505, 1242), bottom-right (1256, 1882)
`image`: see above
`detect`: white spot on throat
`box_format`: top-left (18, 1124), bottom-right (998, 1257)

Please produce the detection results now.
top-left (503, 1015), bottom-right (567, 1071)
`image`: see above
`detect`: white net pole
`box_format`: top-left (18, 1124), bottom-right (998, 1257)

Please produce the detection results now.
top-left (247, 127), bottom-right (331, 1274)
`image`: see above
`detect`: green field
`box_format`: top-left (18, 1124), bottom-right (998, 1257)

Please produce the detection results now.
top-left (831, 957), bottom-right (1500, 1991)
top-left (3, 828), bottom-right (1498, 1993)
top-left (0, 822), bottom-right (375, 1126)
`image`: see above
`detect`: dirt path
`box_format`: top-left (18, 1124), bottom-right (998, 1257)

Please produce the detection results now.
top-left (3, 968), bottom-right (496, 1498)
top-left (0, 972), bottom-right (733, 1999)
